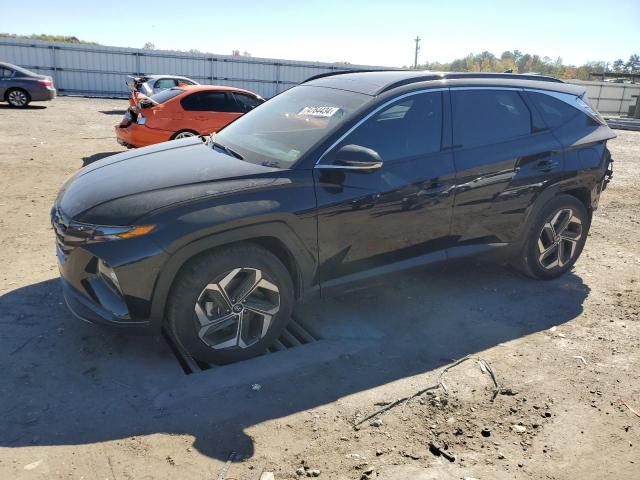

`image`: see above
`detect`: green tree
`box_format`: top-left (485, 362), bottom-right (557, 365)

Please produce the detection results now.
top-left (626, 54), bottom-right (640, 73)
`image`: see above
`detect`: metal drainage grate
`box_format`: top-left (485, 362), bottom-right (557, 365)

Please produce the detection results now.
top-left (163, 316), bottom-right (321, 375)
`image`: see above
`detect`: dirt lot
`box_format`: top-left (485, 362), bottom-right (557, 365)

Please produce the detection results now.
top-left (0, 97), bottom-right (639, 480)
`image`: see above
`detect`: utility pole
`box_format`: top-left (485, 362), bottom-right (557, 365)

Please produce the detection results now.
top-left (413, 36), bottom-right (421, 69)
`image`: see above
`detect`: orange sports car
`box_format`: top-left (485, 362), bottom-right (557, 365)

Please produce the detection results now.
top-left (115, 85), bottom-right (264, 148)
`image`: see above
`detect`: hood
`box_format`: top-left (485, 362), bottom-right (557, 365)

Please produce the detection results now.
top-left (57, 137), bottom-right (279, 225)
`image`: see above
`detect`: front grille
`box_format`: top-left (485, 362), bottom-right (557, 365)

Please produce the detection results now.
top-left (51, 207), bottom-right (93, 256)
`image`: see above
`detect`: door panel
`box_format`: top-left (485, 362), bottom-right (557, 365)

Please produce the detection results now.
top-left (450, 89), bottom-right (564, 247)
top-left (314, 91), bottom-right (456, 286)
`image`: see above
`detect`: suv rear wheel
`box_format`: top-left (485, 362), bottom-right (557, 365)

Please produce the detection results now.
top-left (516, 194), bottom-right (590, 280)
top-left (166, 244), bottom-right (294, 364)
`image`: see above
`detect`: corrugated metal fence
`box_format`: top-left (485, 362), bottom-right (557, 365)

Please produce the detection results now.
top-left (1, 37), bottom-right (637, 115)
top-left (0, 37), bottom-right (379, 99)
top-left (570, 80), bottom-right (640, 116)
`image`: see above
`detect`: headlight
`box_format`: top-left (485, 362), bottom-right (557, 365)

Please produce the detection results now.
top-left (137, 114), bottom-right (146, 125)
top-left (65, 222), bottom-right (156, 242)
top-left (92, 224), bottom-right (155, 241)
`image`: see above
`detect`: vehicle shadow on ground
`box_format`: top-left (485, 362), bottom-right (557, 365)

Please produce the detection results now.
top-left (99, 109), bottom-right (127, 116)
top-left (82, 151), bottom-right (122, 166)
top-left (0, 260), bottom-right (590, 462)
top-left (0, 104), bottom-right (47, 110)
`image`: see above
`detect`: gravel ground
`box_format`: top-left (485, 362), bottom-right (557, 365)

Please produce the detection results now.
top-left (0, 97), bottom-right (638, 479)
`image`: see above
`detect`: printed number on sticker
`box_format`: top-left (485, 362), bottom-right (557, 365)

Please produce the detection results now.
top-left (298, 106), bottom-right (340, 117)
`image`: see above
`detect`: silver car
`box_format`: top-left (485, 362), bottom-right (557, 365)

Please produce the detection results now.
top-left (0, 62), bottom-right (56, 108)
top-left (126, 74), bottom-right (199, 97)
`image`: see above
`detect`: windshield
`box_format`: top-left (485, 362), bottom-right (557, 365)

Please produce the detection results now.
top-left (215, 85), bottom-right (370, 168)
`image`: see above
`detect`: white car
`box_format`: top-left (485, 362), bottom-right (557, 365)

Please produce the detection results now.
top-left (126, 74), bottom-right (199, 98)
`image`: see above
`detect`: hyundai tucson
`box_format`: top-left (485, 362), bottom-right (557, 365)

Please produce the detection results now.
top-left (52, 71), bottom-right (615, 364)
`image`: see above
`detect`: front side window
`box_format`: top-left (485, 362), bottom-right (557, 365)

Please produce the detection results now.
top-left (181, 91), bottom-right (239, 112)
top-left (452, 90), bottom-right (531, 147)
top-left (215, 85), bottom-right (370, 167)
top-left (337, 91), bottom-right (443, 162)
top-left (233, 93), bottom-right (263, 113)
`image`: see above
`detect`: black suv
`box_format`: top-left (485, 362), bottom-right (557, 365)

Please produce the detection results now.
top-left (52, 71), bottom-right (614, 363)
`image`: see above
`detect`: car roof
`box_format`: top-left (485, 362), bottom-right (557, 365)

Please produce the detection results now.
top-left (144, 74), bottom-right (195, 81)
top-left (303, 70), bottom-right (584, 97)
top-left (172, 85), bottom-right (260, 96)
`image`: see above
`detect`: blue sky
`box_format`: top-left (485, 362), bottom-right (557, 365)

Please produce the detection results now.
top-left (2, 0), bottom-right (638, 66)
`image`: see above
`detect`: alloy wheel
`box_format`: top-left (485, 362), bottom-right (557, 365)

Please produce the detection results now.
top-left (8, 90), bottom-right (28, 107)
top-left (194, 268), bottom-right (280, 350)
top-left (537, 208), bottom-right (583, 270)
top-left (174, 131), bottom-right (196, 139)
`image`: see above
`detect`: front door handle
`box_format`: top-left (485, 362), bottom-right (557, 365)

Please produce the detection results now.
top-left (536, 159), bottom-right (559, 172)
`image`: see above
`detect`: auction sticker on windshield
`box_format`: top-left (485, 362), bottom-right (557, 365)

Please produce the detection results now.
top-left (298, 106), bottom-right (340, 117)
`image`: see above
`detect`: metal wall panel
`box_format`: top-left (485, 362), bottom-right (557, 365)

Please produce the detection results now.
top-left (571, 80), bottom-right (640, 115)
top-left (0, 37), bottom-right (379, 98)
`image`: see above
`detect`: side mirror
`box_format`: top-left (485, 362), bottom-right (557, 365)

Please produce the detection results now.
top-left (333, 144), bottom-right (383, 171)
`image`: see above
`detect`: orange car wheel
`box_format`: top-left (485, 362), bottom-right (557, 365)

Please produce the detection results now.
top-left (171, 130), bottom-right (199, 140)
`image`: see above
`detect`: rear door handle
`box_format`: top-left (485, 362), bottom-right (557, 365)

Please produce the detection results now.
top-left (536, 159), bottom-right (559, 172)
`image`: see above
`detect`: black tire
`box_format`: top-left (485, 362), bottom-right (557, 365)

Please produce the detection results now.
top-left (6, 88), bottom-right (31, 108)
top-left (515, 194), bottom-right (590, 280)
top-left (166, 243), bottom-right (294, 364)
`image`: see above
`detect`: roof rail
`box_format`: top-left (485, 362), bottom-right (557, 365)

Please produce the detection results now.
top-left (380, 72), bottom-right (564, 93)
top-left (302, 69), bottom-right (400, 83)
top-left (302, 69), bottom-right (564, 92)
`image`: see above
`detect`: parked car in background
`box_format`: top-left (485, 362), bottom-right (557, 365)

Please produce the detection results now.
top-left (116, 85), bottom-right (264, 148)
top-left (55, 71), bottom-right (614, 364)
top-left (0, 61), bottom-right (56, 107)
top-left (126, 74), bottom-right (199, 106)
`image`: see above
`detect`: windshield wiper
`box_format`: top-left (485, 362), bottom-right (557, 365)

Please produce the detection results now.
top-left (207, 135), bottom-right (243, 160)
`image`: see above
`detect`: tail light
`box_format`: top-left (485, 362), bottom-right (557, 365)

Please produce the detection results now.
top-left (38, 79), bottom-right (52, 87)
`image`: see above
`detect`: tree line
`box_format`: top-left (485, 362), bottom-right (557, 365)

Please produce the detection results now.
top-left (416, 51), bottom-right (640, 80)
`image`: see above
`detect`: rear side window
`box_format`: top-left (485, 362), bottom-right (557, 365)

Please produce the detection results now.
top-left (0, 68), bottom-right (13, 77)
top-left (525, 91), bottom-right (582, 129)
top-left (149, 88), bottom-right (184, 104)
top-left (154, 78), bottom-right (179, 89)
top-left (342, 91), bottom-right (442, 162)
top-left (452, 90), bottom-right (531, 147)
top-left (181, 91), bottom-right (240, 112)
top-left (233, 93), bottom-right (263, 113)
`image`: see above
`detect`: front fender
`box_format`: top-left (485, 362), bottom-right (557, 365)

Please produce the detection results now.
top-left (147, 221), bottom-right (319, 331)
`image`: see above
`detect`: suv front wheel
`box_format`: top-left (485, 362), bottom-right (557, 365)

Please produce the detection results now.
top-left (166, 244), bottom-right (294, 364)
top-left (516, 194), bottom-right (590, 280)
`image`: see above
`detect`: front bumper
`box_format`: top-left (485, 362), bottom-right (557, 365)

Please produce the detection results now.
top-left (115, 123), bottom-right (173, 148)
top-left (53, 210), bottom-right (169, 333)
